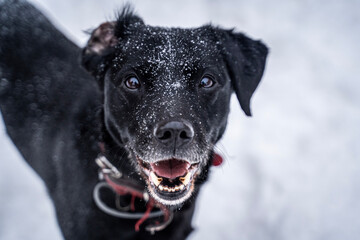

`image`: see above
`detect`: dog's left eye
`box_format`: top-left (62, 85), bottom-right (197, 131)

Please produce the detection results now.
top-left (125, 77), bottom-right (141, 89)
top-left (199, 77), bottom-right (215, 88)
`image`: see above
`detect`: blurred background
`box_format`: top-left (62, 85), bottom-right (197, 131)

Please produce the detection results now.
top-left (1, 0), bottom-right (360, 239)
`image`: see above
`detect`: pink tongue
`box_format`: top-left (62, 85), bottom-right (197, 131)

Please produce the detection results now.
top-left (151, 159), bottom-right (190, 179)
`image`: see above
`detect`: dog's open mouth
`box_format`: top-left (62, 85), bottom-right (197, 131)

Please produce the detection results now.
top-left (137, 157), bottom-right (199, 205)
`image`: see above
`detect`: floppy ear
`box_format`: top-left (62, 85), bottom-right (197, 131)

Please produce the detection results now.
top-left (220, 30), bottom-right (268, 116)
top-left (82, 21), bottom-right (117, 77)
top-left (81, 6), bottom-right (144, 82)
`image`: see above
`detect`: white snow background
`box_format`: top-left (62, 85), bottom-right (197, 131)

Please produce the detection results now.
top-left (1, 0), bottom-right (360, 239)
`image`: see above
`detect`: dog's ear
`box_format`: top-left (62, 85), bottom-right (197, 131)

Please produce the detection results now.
top-left (82, 6), bottom-right (144, 80)
top-left (219, 29), bottom-right (268, 116)
top-left (82, 21), bottom-right (117, 77)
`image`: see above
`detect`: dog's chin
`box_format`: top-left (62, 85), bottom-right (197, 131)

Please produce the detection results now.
top-left (136, 156), bottom-right (200, 206)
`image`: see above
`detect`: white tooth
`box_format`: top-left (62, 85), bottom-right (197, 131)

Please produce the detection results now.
top-left (180, 185), bottom-right (185, 190)
top-left (159, 185), bottom-right (164, 191)
top-left (175, 186), bottom-right (180, 191)
top-left (179, 172), bottom-right (191, 185)
top-left (163, 186), bottom-right (169, 192)
top-left (150, 172), bottom-right (162, 186)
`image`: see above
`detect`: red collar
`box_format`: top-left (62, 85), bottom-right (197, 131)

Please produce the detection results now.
top-left (212, 153), bottom-right (224, 166)
top-left (95, 155), bottom-right (172, 233)
top-left (95, 143), bottom-right (224, 232)
top-left (104, 174), bottom-right (170, 232)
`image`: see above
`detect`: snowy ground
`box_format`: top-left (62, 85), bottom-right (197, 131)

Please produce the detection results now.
top-left (1, 0), bottom-right (360, 239)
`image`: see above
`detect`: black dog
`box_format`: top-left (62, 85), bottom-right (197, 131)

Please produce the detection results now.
top-left (0, 0), bottom-right (268, 239)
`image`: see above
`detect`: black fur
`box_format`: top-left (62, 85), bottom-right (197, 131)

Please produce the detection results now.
top-left (0, 0), bottom-right (268, 239)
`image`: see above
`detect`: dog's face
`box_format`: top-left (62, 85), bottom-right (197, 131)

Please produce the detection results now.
top-left (83, 8), bottom-right (267, 206)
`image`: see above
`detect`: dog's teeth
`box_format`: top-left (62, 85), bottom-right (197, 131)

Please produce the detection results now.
top-left (150, 172), bottom-right (162, 186)
top-left (157, 183), bottom-right (185, 193)
top-left (179, 172), bottom-right (191, 185)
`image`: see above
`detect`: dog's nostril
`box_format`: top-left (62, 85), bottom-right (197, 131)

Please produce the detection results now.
top-left (180, 130), bottom-right (190, 139)
top-left (159, 130), bottom-right (172, 140)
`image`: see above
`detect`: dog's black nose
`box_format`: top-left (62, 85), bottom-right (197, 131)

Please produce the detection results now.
top-left (154, 121), bottom-right (194, 148)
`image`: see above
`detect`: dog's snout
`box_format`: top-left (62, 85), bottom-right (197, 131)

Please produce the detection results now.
top-left (154, 121), bottom-right (194, 147)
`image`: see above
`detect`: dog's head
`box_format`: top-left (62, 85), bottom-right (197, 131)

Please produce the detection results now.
top-left (82, 7), bottom-right (267, 206)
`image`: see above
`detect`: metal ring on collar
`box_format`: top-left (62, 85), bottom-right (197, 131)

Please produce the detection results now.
top-left (93, 181), bottom-right (164, 219)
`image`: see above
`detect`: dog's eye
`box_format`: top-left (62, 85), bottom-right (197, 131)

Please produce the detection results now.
top-left (125, 77), bottom-right (141, 89)
top-left (199, 77), bottom-right (215, 88)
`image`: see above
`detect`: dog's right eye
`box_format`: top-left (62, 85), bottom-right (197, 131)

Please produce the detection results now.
top-left (199, 76), bottom-right (215, 88)
top-left (125, 77), bottom-right (141, 90)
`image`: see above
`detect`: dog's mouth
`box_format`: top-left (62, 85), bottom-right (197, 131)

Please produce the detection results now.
top-left (137, 157), bottom-right (200, 206)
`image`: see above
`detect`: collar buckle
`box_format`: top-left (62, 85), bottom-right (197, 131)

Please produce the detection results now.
top-left (95, 155), bottom-right (122, 179)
